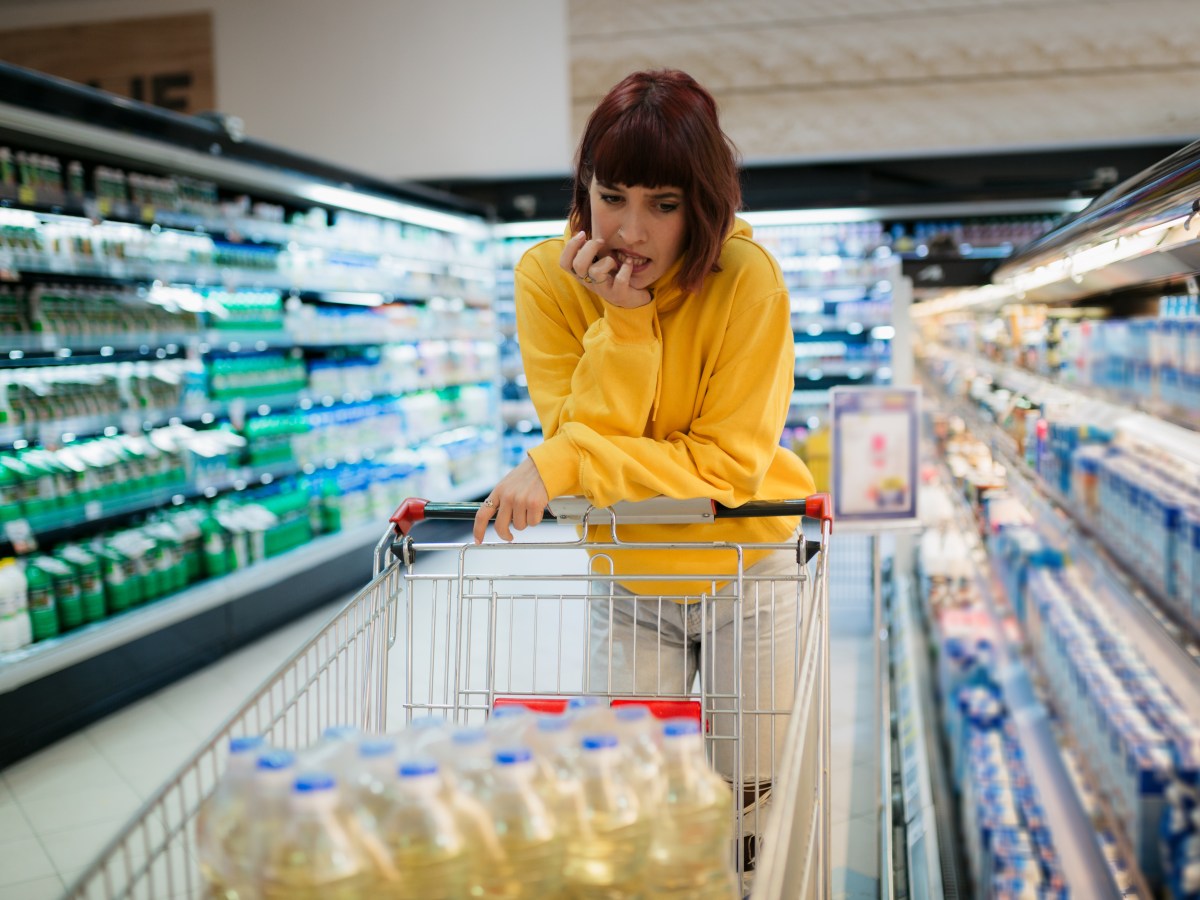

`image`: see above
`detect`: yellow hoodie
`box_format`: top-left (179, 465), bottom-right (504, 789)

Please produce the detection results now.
top-left (517, 218), bottom-right (815, 595)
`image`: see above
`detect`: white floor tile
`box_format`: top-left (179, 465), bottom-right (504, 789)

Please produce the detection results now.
top-left (0, 874), bottom-right (65, 900)
top-left (0, 800), bottom-right (35, 845)
top-left (0, 836), bottom-right (57, 886)
top-left (17, 780), bottom-right (143, 835)
top-left (37, 815), bottom-right (137, 873)
top-left (4, 747), bottom-right (124, 805)
top-left (103, 738), bottom-right (201, 801)
top-left (84, 697), bottom-right (199, 757)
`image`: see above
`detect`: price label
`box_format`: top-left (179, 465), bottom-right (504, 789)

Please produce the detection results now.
top-left (17, 186), bottom-right (36, 206)
top-left (84, 501), bottom-right (104, 521)
top-left (4, 519), bottom-right (38, 554)
top-left (97, 198), bottom-right (112, 217)
top-left (141, 205), bottom-right (157, 223)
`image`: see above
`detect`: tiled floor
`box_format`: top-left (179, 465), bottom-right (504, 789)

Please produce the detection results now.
top-left (1, 526), bottom-right (882, 900)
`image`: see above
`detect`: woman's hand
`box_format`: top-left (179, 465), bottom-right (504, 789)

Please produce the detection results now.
top-left (560, 231), bottom-right (653, 310)
top-left (473, 456), bottom-right (551, 543)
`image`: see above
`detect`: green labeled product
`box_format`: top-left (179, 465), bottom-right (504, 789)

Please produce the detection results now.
top-left (95, 546), bottom-right (134, 613)
top-left (23, 560), bottom-right (58, 641)
top-left (39, 556), bottom-right (83, 631)
top-left (59, 546), bottom-right (105, 624)
top-left (200, 514), bottom-right (231, 578)
top-left (320, 482), bottom-right (342, 535)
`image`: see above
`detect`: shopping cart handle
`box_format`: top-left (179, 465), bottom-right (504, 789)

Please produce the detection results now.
top-left (391, 493), bottom-right (833, 535)
top-left (713, 493), bottom-right (833, 531)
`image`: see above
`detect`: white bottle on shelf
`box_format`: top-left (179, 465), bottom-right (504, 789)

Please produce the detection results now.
top-left (0, 557), bottom-right (31, 653)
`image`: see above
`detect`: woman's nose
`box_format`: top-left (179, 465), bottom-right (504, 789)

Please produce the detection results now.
top-left (618, 212), bottom-right (646, 243)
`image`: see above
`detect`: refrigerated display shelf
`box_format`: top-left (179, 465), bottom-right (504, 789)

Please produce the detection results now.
top-left (921, 363), bottom-right (1200, 694)
top-left (0, 419), bottom-right (498, 555)
top-left (0, 378), bottom-right (498, 449)
top-left (934, 455), bottom-right (1126, 900)
top-left (930, 346), bottom-right (1200, 439)
top-left (0, 185), bottom-right (495, 279)
top-left (0, 332), bottom-right (200, 356)
top-left (0, 468), bottom-right (497, 695)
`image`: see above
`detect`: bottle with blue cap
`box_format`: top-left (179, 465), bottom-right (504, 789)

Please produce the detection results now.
top-left (373, 758), bottom-right (468, 900)
top-left (644, 718), bottom-right (738, 898)
top-left (259, 771), bottom-right (371, 899)
top-left (195, 735), bottom-right (266, 897)
top-left (564, 732), bottom-right (650, 897)
top-left (305, 724), bottom-right (363, 779)
top-left (471, 745), bottom-right (563, 898)
top-left (612, 705), bottom-right (666, 808)
top-left (200, 748), bottom-right (297, 900)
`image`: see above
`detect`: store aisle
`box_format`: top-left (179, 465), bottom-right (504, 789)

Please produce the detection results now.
top-left (2, 524), bottom-right (880, 900)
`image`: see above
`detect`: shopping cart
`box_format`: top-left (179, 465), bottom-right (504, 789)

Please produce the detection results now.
top-left (65, 493), bottom-right (833, 900)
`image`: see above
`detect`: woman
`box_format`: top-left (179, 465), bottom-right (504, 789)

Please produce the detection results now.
top-left (473, 68), bottom-right (816, 881)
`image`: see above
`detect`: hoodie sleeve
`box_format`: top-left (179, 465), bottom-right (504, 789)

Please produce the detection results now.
top-left (515, 256), bottom-right (663, 452)
top-left (528, 279), bottom-right (796, 508)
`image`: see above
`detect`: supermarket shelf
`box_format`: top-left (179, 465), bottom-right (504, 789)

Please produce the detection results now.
top-left (0, 473), bottom-right (494, 695)
top-left (923, 365), bottom-right (1200, 708)
top-left (930, 347), bottom-right (1199, 438)
top-left (937, 458), bottom-right (1123, 900)
top-left (0, 520), bottom-right (382, 694)
top-left (891, 575), bottom-right (952, 900)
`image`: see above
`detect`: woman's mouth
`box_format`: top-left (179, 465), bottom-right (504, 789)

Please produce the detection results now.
top-left (615, 250), bottom-right (651, 273)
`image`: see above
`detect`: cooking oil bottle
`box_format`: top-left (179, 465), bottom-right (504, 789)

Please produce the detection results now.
top-left (644, 719), bottom-right (739, 899)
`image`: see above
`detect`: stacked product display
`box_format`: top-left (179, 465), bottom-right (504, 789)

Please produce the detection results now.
top-left (197, 704), bottom-right (739, 899)
top-left (0, 69), bottom-right (504, 765)
top-left (910, 139), bottom-right (1200, 899)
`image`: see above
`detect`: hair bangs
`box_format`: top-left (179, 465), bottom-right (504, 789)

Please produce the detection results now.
top-left (587, 106), bottom-right (693, 192)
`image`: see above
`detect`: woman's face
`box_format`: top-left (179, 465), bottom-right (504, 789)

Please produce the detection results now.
top-left (588, 176), bottom-right (687, 290)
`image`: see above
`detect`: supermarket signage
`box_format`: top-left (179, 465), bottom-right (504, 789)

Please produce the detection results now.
top-left (0, 13), bottom-right (214, 114)
top-left (830, 386), bottom-right (920, 525)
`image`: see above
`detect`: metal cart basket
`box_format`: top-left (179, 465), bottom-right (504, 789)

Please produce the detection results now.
top-left (65, 493), bottom-right (833, 900)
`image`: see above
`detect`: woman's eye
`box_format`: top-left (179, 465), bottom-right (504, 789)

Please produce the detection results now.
top-left (658, 203), bottom-right (679, 213)
top-left (600, 193), bottom-right (622, 205)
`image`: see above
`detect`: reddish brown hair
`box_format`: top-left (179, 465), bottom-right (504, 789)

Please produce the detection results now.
top-left (568, 69), bottom-right (742, 295)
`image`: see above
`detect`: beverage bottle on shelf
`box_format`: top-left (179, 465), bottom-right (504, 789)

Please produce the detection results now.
top-left (472, 747), bottom-right (564, 899)
top-left (195, 735), bottom-right (266, 895)
top-left (259, 772), bottom-right (371, 900)
top-left (564, 733), bottom-right (651, 897)
top-left (373, 759), bottom-right (468, 900)
top-left (0, 557), bottom-right (32, 652)
top-left (39, 555), bottom-right (83, 631)
top-left (643, 719), bottom-right (739, 899)
top-left (22, 558), bottom-right (58, 642)
top-left (58, 545), bottom-right (105, 624)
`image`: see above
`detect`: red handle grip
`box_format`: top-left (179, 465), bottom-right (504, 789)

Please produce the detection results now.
top-left (389, 498), bottom-right (428, 536)
top-left (805, 493), bottom-right (833, 531)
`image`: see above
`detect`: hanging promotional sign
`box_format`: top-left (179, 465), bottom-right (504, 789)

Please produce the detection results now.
top-left (830, 386), bottom-right (920, 525)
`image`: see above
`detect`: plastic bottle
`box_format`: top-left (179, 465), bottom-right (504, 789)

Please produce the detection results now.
top-left (373, 759), bottom-right (468, 900)
top-left (564, 733), bottom-right (650, 897)
top-left (0, 558), bottom-right (31, 652)
top-left (612, 705), bottom-right (666, 808)
top-left (305, 725), bottom-right (363, 780)
top-left (197, 748), bottom-right (296, 900)
top-left (39, 555), bottom-right (83, 631)
top-left (59, 545), bottom-right (105, 624)
top-left (644, 719), bottom-right (739, 898)
top-left (259, 772), bottom-right (371, 899)
top-left (195, 735), bottom-right (266, 895)
top-left (473, 747), bottom-right (564, 899)
top-left (23, 558), bottom-right (58, 641)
